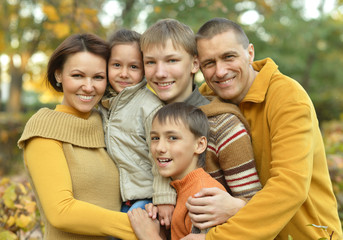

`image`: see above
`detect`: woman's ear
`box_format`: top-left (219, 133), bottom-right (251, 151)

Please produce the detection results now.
top-left (55, 70), bottom-right (62, 83)
top-left (195, 136), bottom-right (207, 155)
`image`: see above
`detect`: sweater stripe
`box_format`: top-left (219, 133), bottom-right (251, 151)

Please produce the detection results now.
top-left (227, 172), bottom-right (258, 182)
top-left (217, 129), bottom-right (247, 154)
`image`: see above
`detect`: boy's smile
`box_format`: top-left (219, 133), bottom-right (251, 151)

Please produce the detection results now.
top-left (150, 118), bottom-right (201, 180)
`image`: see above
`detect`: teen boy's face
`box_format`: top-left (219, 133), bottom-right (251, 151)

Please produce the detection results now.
top-left (108, 43), bottom-right (144, 93)
top-left (143, 39), bottom-right (199, 104)
top-left (150, 118), bottom-right (203, 180)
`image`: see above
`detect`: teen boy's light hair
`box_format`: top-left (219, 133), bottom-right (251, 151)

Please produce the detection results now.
top-left (140, 18), bottom-right (197, 56)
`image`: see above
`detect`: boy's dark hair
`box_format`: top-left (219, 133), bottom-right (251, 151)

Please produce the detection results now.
top-left (196, 17), bottom-right (250, 48)
top-left (152, 102), bottom-right (209, 167)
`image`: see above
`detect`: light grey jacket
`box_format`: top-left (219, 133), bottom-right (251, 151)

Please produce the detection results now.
top-left (99, 79), bottom-right (163, 202)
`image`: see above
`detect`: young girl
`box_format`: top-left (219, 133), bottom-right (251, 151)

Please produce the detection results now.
top-left (98, 29), bottom-right (171, 215)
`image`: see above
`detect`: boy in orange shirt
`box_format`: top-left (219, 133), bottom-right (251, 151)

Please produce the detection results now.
top-left (128, 102), bottom-right (227, 240)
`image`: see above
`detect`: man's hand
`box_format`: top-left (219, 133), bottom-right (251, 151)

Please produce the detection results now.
top-left (186, 187), bottom-right (246, 229)
top-left (157, 204), bottom-right (174, 230)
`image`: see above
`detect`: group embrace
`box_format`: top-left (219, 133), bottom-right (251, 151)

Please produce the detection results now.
top-left (18, 17), bottom-right (342, 240)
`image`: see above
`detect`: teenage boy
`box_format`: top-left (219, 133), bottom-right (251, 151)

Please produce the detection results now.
top-left (128, 102), bottom-right (227, 240)
top-left (185, 17), bottom-right (342, 240)
top-left (140, 18), bottom-right (262, 231)
top-left (140, 18), bottom-right (210, 228)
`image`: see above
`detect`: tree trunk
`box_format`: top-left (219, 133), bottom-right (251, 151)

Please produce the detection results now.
top-left (6, 58), bottom-right (23, 115)
top-left (0, 62), bottom-right (2, 111)
top-left (301, 52), bottom-right (316, 91)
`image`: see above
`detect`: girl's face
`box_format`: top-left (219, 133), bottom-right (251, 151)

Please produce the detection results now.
top-left (108, 43), bottom-right (144, 93)
top-left (55, 51), bottom-right (107, 113)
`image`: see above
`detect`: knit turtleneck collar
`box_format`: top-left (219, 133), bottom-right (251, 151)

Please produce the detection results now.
top-left (18, 106), bottom-right (105, 149)
top-left (55, 104), bottom-right (91, 119)
top-left (170, 168), bottom-right (204, 193)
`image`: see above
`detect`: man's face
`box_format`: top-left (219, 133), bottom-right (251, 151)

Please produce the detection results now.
top-left (143, 39), bottom-right (199, 104)
top-left (197, 30), bottom-right (255, 105)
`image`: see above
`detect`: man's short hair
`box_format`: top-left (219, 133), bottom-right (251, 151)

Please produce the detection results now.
top-left (196, 17), bottom-right (249, 48)
top-left (152, 102), bottom-right (209, 167)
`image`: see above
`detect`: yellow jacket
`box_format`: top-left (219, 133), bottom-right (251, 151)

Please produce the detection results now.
top-left (201, 58), bottom-right (342, 240)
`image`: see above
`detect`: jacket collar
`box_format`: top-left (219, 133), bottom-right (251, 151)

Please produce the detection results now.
top-left (101, 79), bottom-right (147, 109)
top-left (242, 58), bottom-right (279, 104)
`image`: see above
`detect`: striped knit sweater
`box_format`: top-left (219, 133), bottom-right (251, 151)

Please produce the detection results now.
top-left (200, 97), bottom-right (261, 199)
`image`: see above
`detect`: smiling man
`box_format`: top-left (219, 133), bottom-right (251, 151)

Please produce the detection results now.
top-left (184, 17), bottom-right (343, 240)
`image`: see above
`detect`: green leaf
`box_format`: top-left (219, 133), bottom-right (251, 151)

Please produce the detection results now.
top-left (0, 230), bottom-right (18, 240)
top-left (288, 235), bottom-right (293, 240)
top-left (3, 185), bottom-right (17, 209)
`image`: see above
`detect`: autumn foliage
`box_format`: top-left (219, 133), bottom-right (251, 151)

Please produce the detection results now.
top-left (0, 177), bottom-right (43, 240)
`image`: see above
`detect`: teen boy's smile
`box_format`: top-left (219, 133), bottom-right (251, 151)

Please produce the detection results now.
top-left (143, 39), bottom-right (199, 104)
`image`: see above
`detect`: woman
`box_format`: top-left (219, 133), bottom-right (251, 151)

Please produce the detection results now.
top-left (18, 33), bottom-right (136, 240)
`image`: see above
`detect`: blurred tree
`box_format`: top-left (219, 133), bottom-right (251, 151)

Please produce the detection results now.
top-left (141, 0), bottom-right (343, 95)
top-left (0, 0), bottom-right (107, 115)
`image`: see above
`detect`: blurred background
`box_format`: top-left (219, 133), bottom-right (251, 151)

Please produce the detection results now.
top-left (0, 0), bottom-right (342, 239)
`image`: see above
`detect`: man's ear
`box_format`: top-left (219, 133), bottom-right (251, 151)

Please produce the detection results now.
top-left (247, 43), bottom-right (255, 64)
top-left (195, 136), bottom-right (207, 155)
top-left (191, 56), bottom-right (200, 74)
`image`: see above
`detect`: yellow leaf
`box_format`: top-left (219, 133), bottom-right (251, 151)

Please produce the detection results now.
top-left (42, 5), bottom-right (60, 21)
top-left (154, 6), bottom-right (161, 13)
top-left (24, 201), bottom-right (36, 214)
top-left (17, 183), bottom-right (27, 195)
top-left (6, 216), bottom-right (15, 227)
top-left (15, 214), bottom-right (33, 229)
top-left (84, 8), bottom-right (98, 17)
top-left (53, 23), bottom-right (70, 39)
top-left (0, 177), bottom-right (10, 186)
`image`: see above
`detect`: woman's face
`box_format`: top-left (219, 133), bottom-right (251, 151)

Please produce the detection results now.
top-left (55, 51), bottom-right (107, 113)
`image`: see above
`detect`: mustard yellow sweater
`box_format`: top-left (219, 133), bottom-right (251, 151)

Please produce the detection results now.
top-left (200, 58), bottom-right (342, 240)
top-left (18, 105), bottom-right (136, 240)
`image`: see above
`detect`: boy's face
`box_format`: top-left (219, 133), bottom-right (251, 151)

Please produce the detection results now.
top-left (108, 43), bottom-right (144, 93)
top-left (143, 39), bottom-right (199, 104)
top-left (150, 117), bottom-right (205, 180)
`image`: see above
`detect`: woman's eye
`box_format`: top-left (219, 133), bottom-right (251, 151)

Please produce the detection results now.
top-left (72, 74), bottom-right (82, 78)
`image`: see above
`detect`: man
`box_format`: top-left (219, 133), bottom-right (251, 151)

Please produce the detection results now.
top-left (185, 17), bottom-right (342, 240)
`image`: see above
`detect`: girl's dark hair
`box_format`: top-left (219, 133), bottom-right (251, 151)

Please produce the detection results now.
top-left (47, 33), bottom-right (110, 92)
top-left (153, 102), bottom-right (209, 167)
top-left (108, 28), bottom-right (141, 49)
